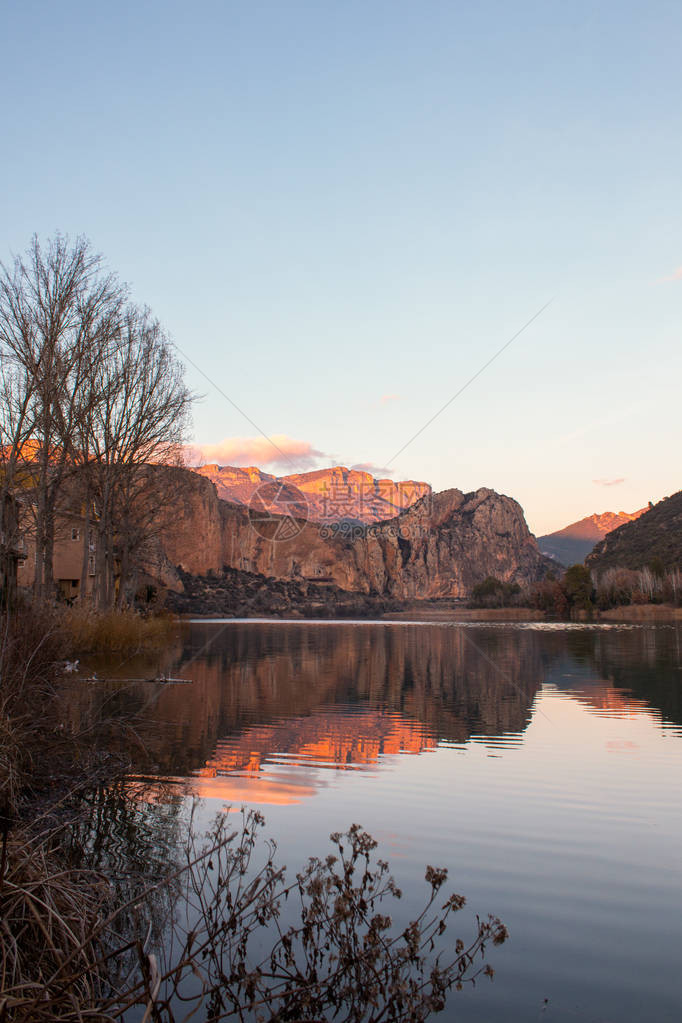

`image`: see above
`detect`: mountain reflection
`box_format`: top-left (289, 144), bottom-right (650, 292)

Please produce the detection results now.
top-left (66, 622), bottom-right (682, 802)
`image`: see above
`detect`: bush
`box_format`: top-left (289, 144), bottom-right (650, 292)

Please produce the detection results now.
top-left (1, 803), bottom-right (508, 1022)
top-left (563, 565), bottom-right (595, 613)
top-left (99, 811), bottom-right (508, 1023)
top-left (469, 577), bottom-right (521, 609)
top-left (530, 578), bottom-right (569, 617)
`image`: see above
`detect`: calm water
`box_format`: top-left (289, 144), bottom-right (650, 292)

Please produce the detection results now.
top-left (75, 620), bottom-right (682, 1021)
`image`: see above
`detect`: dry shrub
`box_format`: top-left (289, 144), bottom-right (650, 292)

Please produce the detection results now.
top-left (58, 607), bottom-right (177, 655)
top-left (103, 810), bottom-right (508, 1023)
top-left (0, 804), bottom-right (508, 1023)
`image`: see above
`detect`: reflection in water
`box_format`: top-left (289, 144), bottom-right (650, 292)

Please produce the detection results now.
top-left (64, 621), bottom-right (682, 1023)
top-left (67, 622), bottom-right (682, 800)
top-left (68, 624), bottom-right (547, 787)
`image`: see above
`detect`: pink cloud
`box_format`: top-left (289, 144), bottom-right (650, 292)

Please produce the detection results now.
top-left (380, 393), bottom-right (401, 405)
top-left (187, 435), bottom-right (326, 470)
top-left (592, 477), bottom-right (626, 487)
top-left (661, 266), bottom-right (682, 283)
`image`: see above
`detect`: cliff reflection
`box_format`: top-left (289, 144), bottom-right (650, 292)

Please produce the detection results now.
top-left (65, 622), bottom-right (682, 804)
top-left (66, 624), bottom-right (545, 792)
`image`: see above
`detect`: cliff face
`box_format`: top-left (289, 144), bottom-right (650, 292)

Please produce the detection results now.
top-left (538, 508), bottom-right (647, 565)
top-left (191, 464), bottom-right (431, 524)
top-left (156, 468), bottom-right (549, 599)
top-left (344, 488), bottom-right (548, 598)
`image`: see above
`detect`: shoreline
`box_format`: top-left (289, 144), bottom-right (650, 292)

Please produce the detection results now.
top-left (598, 604), bottom-right (682, 621)
top-left (183, 602), bottom-right (682, 625)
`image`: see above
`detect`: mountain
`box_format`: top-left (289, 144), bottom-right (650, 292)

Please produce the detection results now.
top-left (190, 464), bottom-right (431, 524)
top-left (149, 467), bottom-right (553, 600)
top-left (586, 491), bottom-right (682, 572)
top-left (538, 509), bottom-right (647, 565)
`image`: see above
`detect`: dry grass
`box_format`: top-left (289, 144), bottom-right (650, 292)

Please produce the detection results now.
top-left (599, 604), bottom-right (682, 621)
top-left (58, 607), bottom-right (178, 655)
top-left (392, 606), bottom-right (545, 622)
top-left (0, 607), bottom-right (143, 1022)
top-left (0, 610), bottom-right (114, 1021)
top-left (0, 608), bottom-right (65, 821)
top-left (0, 825), bottom-right (113, 1022)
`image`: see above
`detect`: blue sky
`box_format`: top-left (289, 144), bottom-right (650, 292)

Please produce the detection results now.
top-left (2, 0), bottom-right (681, 534)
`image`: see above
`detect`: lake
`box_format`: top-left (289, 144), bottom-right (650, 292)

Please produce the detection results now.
top-left (75, 620), bottom-right (682, 1021)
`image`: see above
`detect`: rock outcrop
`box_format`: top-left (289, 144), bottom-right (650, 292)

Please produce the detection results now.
top-left (191, 464), bottom-right (431, 524)
top-left (166, 566), bottom-right (403, 618)
top-left (151, 468), bottom-right (550, 600)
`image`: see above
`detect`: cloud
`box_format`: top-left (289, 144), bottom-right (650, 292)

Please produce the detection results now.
top-left (592, 477), bottom-right (626, 487)
top-left (187, 435), bottom-right (326, 470)
top-left (380, 393), bottom-right (401, 405)
top-left (351, 462), bottom-right (395, 477)
top-left (660, 266), bottom-right (682, 283)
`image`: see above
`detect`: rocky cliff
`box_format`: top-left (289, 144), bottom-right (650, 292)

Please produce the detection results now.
top-left (191, 464), bottom-right (431, 524)
top-left (152, 468), bottom-right (550, 599)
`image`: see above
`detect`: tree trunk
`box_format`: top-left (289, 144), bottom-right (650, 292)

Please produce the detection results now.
top-left (33, 493), bottom-right (45, 602)
top-left (80, 500), bottom-right (91, 603)
top-left (43, 502), bottom-right (55, 599)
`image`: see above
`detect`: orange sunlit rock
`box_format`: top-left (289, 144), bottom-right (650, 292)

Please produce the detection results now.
top-left (196, 709), bottom-right (436, 807)
top-left (191, 464), bottom-right (431, 524)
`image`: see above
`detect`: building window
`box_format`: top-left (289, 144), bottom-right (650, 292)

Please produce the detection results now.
top-left (88, 555), bottom-right (96, 576)
top-left (71, 527), bottom-right (81, 541)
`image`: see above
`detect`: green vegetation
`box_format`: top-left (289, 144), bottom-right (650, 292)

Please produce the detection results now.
top-left (529, 566), bottom-right (596, 617)
top-left (563, 564), bottom-right (595, 612)
top-left (468, 576), bottom-right (521, 609)
top-left (530, 568), bottom-right (596, 617)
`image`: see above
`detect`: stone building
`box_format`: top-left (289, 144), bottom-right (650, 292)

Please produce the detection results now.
top-left (17, 511), bottom-right (101, 602)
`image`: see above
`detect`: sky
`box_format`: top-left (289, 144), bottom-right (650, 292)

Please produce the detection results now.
top-left (2, 0), bottom-right (681, 535)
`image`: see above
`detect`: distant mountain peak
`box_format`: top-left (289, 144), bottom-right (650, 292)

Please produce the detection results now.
top-left (538, 508), bottom-right (648, 565)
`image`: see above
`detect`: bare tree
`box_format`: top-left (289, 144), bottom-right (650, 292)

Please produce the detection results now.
top-left (0, 234), bottom-right (193, 609)
top-left (0, 235), bottom-right (125, 600)
top-left (81, 304), bottom-right (193, 608)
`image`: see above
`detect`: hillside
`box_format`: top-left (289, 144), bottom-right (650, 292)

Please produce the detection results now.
top-left (538, 509), bottom-right (646, 565)
top-left (190, 464), bottom-right (431, 524)
top-left (586, 492), bottom-right (682, 572)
